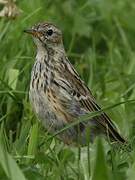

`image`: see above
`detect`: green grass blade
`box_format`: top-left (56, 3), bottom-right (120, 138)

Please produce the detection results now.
top-left (0, 141), bottom-right (26, 180)
top-left (92, 138), bottom-right (110, 180)
top-left (27, 123), bottom-right (39, 163)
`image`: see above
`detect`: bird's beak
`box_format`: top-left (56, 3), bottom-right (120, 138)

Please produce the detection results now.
top-left (24, 29), bottom-right (35, 35)
top-left (24, 29), bottom-right (42, 37)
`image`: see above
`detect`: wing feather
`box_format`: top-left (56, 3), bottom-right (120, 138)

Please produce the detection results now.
top-left (56, 58), bottom-right (126, 143)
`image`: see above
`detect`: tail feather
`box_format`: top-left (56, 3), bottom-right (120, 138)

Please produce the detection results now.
top-left (99, 113), bottom-right (127, 144)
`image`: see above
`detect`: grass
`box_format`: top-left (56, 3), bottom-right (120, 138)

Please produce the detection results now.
top-left (0, 0), bottom-right (135, 179)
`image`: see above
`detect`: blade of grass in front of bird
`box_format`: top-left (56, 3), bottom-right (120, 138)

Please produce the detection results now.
top-left (0, 127), bottom-right (26, 180)
top-left (27, 122), bottom-right (39, 163)
top-left (92, 138), bottom-right (110, 180)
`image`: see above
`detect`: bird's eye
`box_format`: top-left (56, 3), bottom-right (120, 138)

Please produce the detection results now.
top-left (46, 29), bottom-right (53, 36)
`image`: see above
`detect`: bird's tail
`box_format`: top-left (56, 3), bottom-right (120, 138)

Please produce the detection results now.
top-left (95, 112), bottom-right (127, 144)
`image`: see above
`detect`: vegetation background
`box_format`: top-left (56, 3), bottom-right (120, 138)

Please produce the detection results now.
top-left (0, 0), bottom-right (135, 179)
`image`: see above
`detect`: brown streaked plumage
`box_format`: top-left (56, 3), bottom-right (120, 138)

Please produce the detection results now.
top-left (24, 22), bottom-right (126, 145)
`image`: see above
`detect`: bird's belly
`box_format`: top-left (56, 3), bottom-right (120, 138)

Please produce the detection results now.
top-left (29, 88), bottom-right (80, 144)
top-left (29, 88), bottom-right (58, 130)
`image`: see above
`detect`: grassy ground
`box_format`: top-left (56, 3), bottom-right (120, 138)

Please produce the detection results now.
top-left (0, 0), bottom-right (135, 179)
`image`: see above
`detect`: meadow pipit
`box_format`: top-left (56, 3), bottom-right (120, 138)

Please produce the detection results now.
top-left (24, 22), bottom-right (126, 145)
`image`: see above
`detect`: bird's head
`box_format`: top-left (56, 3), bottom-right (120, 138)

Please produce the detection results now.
top-left (24, 22), bottom-right (63, 50)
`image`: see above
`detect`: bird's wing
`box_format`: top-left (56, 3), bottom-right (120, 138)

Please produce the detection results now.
top-left (54, 58), bottom-right (126, 143)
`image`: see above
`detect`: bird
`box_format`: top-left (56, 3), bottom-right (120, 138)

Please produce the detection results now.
top-left (24, 22), bottom-right (126, 146)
